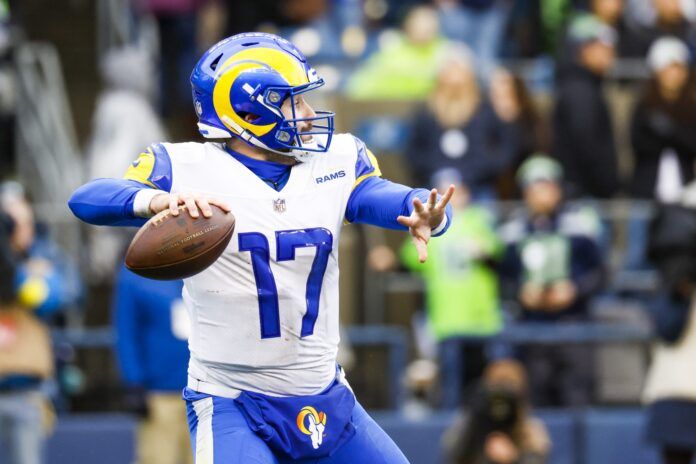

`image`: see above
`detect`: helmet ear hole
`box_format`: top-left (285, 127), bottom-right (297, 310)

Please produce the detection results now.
top-left (240, 112), bottom-right (261, 123)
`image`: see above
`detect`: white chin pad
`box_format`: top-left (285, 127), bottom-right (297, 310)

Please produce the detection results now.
top-left (198, 122), bottom-right (232, 139)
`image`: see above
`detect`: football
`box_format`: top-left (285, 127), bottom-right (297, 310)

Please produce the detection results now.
top-left (125, 205), bottom-right (235, 280)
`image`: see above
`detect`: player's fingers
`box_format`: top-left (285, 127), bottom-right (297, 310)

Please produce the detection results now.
top-left (195, 196), bottom-right (213, 218)
top-left (427, 189), bottom-right (437, 209)
top-left (182, 193), bottom-right (199, 218)
top-left (413, 236), bottom-right (428, 263)
top-left (436, 185), bottom-right (455, 210)
top-left (207, 198), bottom-right (232, 213)
top-left (397, 215), bottom-right (416, 228)
top-left (412, 197), bottom-right (425, 214)
top-left (169, 193), bottom-right (180, 216)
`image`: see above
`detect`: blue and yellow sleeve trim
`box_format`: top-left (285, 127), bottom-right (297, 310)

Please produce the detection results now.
top-left (123, 143), bottom-right (173, 191)
top-left (352, 137), bottom-right (381, 191)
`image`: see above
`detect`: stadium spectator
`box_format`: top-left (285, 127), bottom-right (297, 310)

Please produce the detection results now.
top-left (401, 168), bottom-right (502, 388)
top-left (434, 0), bottom-right (513, 80)
top-left (0, 181), bottom-right (81, 464)
top-left (85, 46), bottom-right (166, 280)
top-left (630, 36), bottom-right (696, 202)
top-left (489, 67), bottom-right (547, 198)
top-left (499, 156), bottom-right (603, 407)
top-left (626, 37), bottom-right (696, 268)
top-left (553, 14), bottom-right (620, 199)
top-left (591, 0), bottom-right (624, 26)
top-left (624, 0), bottom-right (696, 56)
top-left (345, 5), bottom-right (448, 100)
top-left (588, 0), bottom-right (642, 57)
top-left (504, 0), bottom-right (575, 57)
top-left (0, 207), bottom-right (13, 304)
top-left (443, 359), bottom-right (550, 464)
top-left (643, 181), bottom-right (696, 464)
top-left (405, 45), bottom-right (517, 199)
top-left (133, 0), bottom-right (221, 116)
top-left (114, 266), bottom-right (192, 464)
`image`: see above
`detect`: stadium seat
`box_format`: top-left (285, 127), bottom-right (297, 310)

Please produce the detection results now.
top-left (46, 414), bottom-right (136, 464)
top-left (582, 409), bottom-right (660, 464)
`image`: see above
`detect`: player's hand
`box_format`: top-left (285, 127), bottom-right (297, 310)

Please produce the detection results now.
top-left (397, 185), bottom-right (455, 263)
top-left (149, 192), bottom-right (231, 219)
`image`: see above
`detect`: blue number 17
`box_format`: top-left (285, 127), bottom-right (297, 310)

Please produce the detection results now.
top-left (237, 228), bottom-right (333, 339)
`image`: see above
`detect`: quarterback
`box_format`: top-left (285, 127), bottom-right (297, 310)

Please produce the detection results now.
top-left (69, 33), bottom-right (453, 463)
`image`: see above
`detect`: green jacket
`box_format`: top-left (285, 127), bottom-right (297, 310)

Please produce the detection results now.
top-left (401, 206), bottom-right (502, 340)
top-left (345, 36), bottom-right (447, 100)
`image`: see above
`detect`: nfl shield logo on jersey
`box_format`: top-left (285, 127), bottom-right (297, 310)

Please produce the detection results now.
top-left (273, 198), bottom-right (286, 213)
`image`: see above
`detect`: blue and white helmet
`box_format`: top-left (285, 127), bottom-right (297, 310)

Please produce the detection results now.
top-left (190, 32), bottom-right (334, 160)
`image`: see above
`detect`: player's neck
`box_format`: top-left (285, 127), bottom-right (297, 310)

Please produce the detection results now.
top-left (225, 139), bottom-right (298, 166)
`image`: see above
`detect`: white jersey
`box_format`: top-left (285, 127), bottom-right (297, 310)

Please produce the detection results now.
top-left (153, 135), bottom-right (371, 397)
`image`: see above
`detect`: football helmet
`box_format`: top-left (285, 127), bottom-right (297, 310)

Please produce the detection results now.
top-left (190, 32), bottom-right (334, 160)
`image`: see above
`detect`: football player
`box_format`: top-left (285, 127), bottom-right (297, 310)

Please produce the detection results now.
top-left (69, 33), bottom-right (453, 463)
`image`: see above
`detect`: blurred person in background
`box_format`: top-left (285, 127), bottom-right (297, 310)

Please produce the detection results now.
top-left (630, 36), bottom-right (696, 203)
top-left (345, 5), bottom-right (449, 100)
top-left (401, 168), bottom-right (503, 391)
top-left (114, 266), bottom-right (192, 464)
top-left (434, 0), bottom-right (513, 80)
top-left (553, 14), bottom-right (620, 199)
top-left (499, 156), bottom-right (604, 407)
top-left (504, 0), bottom-right (575, 58)
top-left (489, 67), bottom-right (547, 199)
top-left (0, 182), bottom-right (81, 464)
top-left (626, 37), bottom-right (696, 268)
top-left (642, 180), bottom-right (696, 464)
top-left (406, 45), bottom-right (517, 200)
top-left (0, 207), bottom-right (14, 303)
top-left (588, 0), bottom-right (643, 58)
top-left (86, 46), bottom-right (166, 280)
top-left (591, 0), bottom-right (625, 28)
top-left (133, 0), bottom-right (222, 117)
top-left (624, 0), bottom-right (696, 56)
top-left (443, 359), bottom-right (550, 464)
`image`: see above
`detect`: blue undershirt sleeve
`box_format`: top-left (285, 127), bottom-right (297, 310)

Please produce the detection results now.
top-left (68, 179), bottom-right (149, 227)
top-left (345, 176), bottom-right (453, 235)
top-left (68, 144), bottom-right (173, 227)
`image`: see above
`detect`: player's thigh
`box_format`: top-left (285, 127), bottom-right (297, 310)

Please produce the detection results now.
top-left (187, 395), bottom-right (278, 464)
top-left (318, 401), bottom-right (409, 464)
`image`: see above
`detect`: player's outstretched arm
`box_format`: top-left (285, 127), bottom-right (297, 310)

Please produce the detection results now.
top-left (345, 175), bottom-right (454, 261)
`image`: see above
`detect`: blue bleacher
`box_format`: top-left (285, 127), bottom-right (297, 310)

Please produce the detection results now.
top-left (44, 409), bottom-right (662, 464)
top-left (46, 415), bottom-right (135, 464)
top-left (582, 409), bottom-right (660, 464)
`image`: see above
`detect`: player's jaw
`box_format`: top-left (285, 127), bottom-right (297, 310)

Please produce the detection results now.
top-left (283, 96), bottom-right (317, 144)
top-left (298, 121), bottom-right (314, 143)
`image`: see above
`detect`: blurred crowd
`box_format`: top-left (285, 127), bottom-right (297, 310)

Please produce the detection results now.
top-left (2, 0), bottom-right (696, 463)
